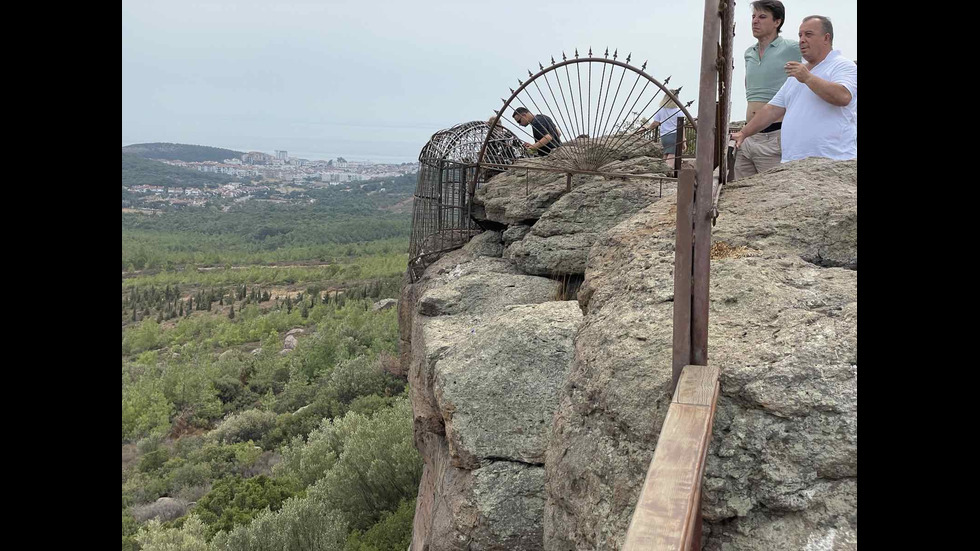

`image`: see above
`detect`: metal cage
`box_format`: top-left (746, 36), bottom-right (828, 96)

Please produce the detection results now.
top-left (408, 120), bottom-right (523, 281)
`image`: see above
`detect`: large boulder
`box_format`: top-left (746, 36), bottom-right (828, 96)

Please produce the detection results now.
top-left (434, 301), bottom-right (583, 469)
top-left (507, 158), bottom-right (673, 276)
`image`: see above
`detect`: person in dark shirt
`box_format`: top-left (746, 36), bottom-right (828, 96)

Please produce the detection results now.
top-left (513, 107), bottom-right (562, 156)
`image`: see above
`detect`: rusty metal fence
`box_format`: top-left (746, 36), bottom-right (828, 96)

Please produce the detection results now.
top-left (408, 121), bottom-right (524, 281)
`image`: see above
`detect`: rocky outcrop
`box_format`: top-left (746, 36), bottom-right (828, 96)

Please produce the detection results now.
top-left (404, 156), bottom-right (857, 551)
top-left (402, 232), bottom-right (583, 550)
top-left (546, 157), bottom-right (857, 550)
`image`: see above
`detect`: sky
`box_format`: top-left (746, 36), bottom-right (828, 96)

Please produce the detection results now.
top-left (122, 1), bottom-right (856, 163)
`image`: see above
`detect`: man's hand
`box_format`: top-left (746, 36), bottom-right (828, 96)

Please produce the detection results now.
top-left (784, 61), bottom-right (811, 83)
top-left (731, 131), bottom-right (746, 149)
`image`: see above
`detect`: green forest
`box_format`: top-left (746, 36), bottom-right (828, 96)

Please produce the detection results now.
top-left (122, 170), bottom-right (420, 550)
top-left (122, 154), bottom-right (250, 189)
top-left (123, 143), bottom-right (246, 162)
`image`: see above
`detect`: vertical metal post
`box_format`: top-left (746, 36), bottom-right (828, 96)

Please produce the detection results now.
top-left (671, 168), bottom-right (696, 390)
top-left (674, 116), bottom-right (685, 178)
top-left (691, 0), bottom-right (721, 367)
top-left (460, 167), bottom-right (467, 228)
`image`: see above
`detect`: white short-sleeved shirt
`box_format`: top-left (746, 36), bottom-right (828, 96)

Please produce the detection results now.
top-left (769, 50), bottom-right (857, 161)
top-left (653, 107), bottom-right (682, 136)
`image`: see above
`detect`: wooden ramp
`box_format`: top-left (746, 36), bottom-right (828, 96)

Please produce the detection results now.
top-left (622, 365), bottom-right (720, 550)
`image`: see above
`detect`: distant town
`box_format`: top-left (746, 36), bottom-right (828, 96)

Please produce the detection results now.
top-left (123, 149), bottom-right (418, 212)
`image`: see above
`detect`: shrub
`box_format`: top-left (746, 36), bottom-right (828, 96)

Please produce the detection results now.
top-left (208, 408), bottom-right (277, 445)
top-left (131, 497), bottom-right (189, 523)
top-left (344, 498), bottom-right (416, 551)
top-left (135, 516), bottom-right (209, 551)
top-left (193, 475), bottom-right (298, 537)
top-left (211, 492), bottom-right (348, 551)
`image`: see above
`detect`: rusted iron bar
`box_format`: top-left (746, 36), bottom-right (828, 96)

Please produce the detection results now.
top-left (480, 161), bottom-right (679, 181)
top-left (674, 116), bottom-right (686, 178)
top-left (672, 169), bottom-right (695, 390)
top-left (691, 0), bottom-right (721, 368)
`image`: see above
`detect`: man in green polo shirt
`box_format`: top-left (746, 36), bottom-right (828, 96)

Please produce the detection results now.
top-left (734, 0), bottom-right (802, 180)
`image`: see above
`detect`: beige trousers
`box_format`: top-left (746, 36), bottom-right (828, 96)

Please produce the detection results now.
top-left (734, 129), bottom-right (782, 180)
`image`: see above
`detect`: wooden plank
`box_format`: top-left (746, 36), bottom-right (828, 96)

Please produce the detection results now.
top-left (673, 365), bottom-right (720, 406)
top-left (671, 169), bottom-right (696, 390)
top-left (622, 403), bottom-right (713, 551)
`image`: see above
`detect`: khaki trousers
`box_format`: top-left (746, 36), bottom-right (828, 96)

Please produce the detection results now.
top-left (734, 129), bottom-right (782, 180)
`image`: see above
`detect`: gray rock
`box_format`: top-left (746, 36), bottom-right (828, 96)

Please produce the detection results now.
top-left (278, 348), bottom-right (292, 356)
top-left (283, 335), bottom-right (298, 350)
top-left (434, 302), bottom-right (583, 468)
top-left (461, 230), bottom-right (504, 258)
top-left (506, 164), bottom-right (672, 276)
top-left (250, 348), bottom-right (262, 356)
top-left (502, 224), bottom-right (532, 245)
top-left (285, 328), bottom-right (305, 337)
top-left (411, 433), bottom-right (546, 551)
top-left (418, 271), bottom-right (559, 317)
top-left (544, 158), bottom-right (857, 550)
top-left (372, 298), bottom-right (398, 311)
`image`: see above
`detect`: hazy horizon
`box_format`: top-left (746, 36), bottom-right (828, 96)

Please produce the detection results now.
top-left (123, 1), bottom-right (857, 164)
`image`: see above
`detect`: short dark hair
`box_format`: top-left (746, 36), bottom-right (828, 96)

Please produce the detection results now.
top-left (802, 15), bottom-right (834, 43)
top-left (513, 107), bottom-right (531, 117)
top-left (751, 0), bottom-right (786, 34)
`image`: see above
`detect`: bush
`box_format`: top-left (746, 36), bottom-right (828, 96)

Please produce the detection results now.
top-left (135, 516), bottom-right (210, 551)
top-left (193, 475), bottom-right (298, 537)
top-left (344, 498), bottom-right (416, 551)
top-left (329, 356), bottom-right (386, 405)
top-left (131, 497), bottom-right (189, 523)
top-left (275, 398), bottom-right (421, 530)
top-left (211, 492), bottom-right (348, 551)
top-left (208, 408), bottom-right (277, 445)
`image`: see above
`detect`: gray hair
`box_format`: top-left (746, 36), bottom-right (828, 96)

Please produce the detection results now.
top-left (802, 15), bottom-right (834, 43)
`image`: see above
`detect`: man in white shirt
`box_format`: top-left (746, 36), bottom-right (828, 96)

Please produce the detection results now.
top-left (732, 15), bottom-right (857, 162)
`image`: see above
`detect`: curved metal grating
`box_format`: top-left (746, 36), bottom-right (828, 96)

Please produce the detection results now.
top-left (408, 120), bottom-right (524, 281)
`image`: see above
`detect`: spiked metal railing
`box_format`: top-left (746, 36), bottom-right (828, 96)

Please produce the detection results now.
top-left (476, 49), bottom-right (699, 188)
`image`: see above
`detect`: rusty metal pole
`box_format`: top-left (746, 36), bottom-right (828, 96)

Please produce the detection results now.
top-left (674, 116), bottom-right (685, 178)
top-left (671, 168), bottom-right (696, 390)
top-left (691, 0), bottom-right (721, 368)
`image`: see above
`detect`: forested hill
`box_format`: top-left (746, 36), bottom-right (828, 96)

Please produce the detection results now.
top-left (122, 153), bottom-right (241, 188)
top-left (122, 142), bottom-right (244, 162)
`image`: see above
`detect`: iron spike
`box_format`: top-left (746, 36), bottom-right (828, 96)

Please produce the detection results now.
top-left (528, 69), bottom-right (534, 77)
top-left (588, 47), bottom-right (593, 57)
top-left (604, 47), bottom-right (609, 58)
top-left (501, 98), bottom-right (507, 103)
top-left (509, 88), bottom-right (515, 94)
top-left (676, 86), bottom-right (683, 94)
top-left (613, 49), bottom-right (618, 60)
top-left (518, 78), bottom-right (523, 85)
top-left (562, 52), bottom-right (567, 61)
top-left (574, 48), bottom-right (579, 58)
top-left (664, 75), bottom-right (672, 85)
top-left (550, 56), bottom-right (556, 65)
top-left (626, 53), bottom-right (631, 63)
top-left (685, 100), bottom-right (694, 107)
top-left (641, 61), bottom-right (647, 70)
top-left (539, 62), bottom-right (544, 70)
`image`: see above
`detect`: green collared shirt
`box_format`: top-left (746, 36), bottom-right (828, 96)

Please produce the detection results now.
top-left (744, 35), bottom-right (802, 103)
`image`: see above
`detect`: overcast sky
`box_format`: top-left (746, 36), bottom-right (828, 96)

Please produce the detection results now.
top-left (122, 0), bottom-right (856, 163)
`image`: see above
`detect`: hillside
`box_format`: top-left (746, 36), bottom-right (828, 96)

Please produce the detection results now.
top-left (122, 153), bottom-right (241, 188)
top-left (122, 142), bottom-right (244, 162)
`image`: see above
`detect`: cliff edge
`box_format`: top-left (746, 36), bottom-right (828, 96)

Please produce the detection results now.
top-left (401, 155), bottom-right (857, 550)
